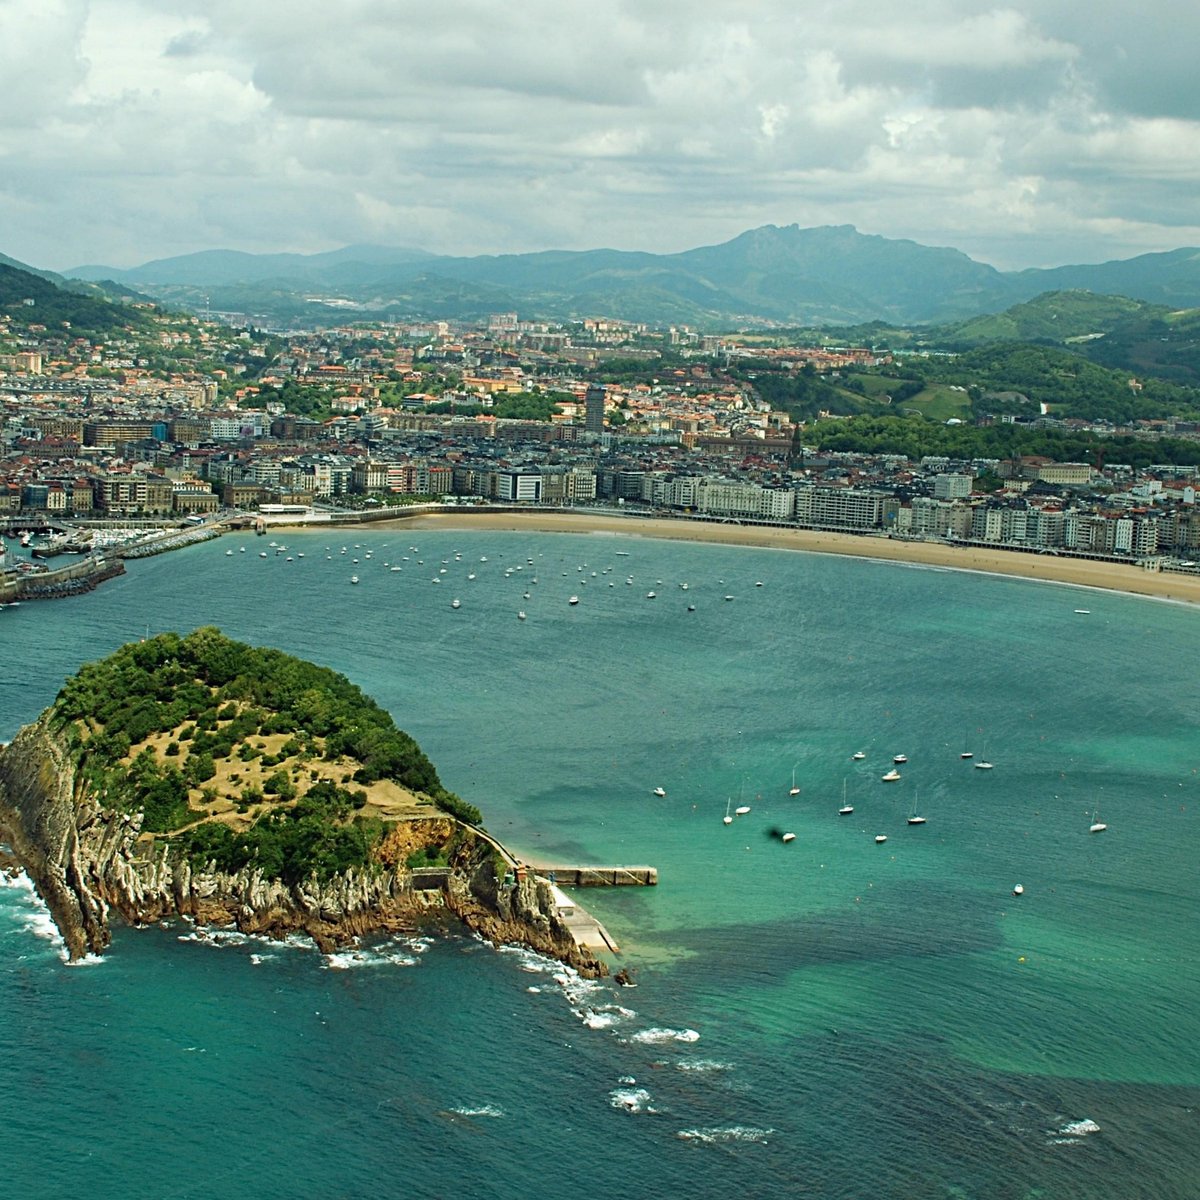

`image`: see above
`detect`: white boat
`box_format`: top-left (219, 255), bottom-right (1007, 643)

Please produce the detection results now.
top-left (652, 786), bottom-right (666, 797)
top-left (687, 604), bottom-right (695, 612)
top-left (723, 798), bottom-right (733, 826)
top-left (1089, 810), bottom-right (1107, 833)
top-left (259, 551), bottom-right (267, 558)
top-left (518, 611), bottom-right (526, 621)
top-left (852, 750), bottom-right (865, 761)
top-left (1074, 609), bottom-right (1091, 615)
top-left (350, 575), bottom-right (359, 584)
top-left (225, 549), bottom-right (233, 556)
top-left (735, 805), bottom-right (751, 816)
top-left (1012, 884), bottom-right (1024, 896)
top-left (646, 591), bottom-right (656, 599)
top-left (451, 599), bottom-right (461, 609)
top-left (789, 763), bottom-right (800, 796)
top-left (907, 791), bottom-right (927, 825)
top-left (723, 595), bottom-right (734, 602)
top-left (838, 780), bottom-right (854, 816)
top-left (239, 546), bottom-right (245, 552)
top-left (875, 834), bottom-right (888, 844)
top-left (680, 582), bottom-right (688, 590)
top-left (568, 595), bottom-right (579, 605)
top-left (781, 832), bottom-right (796, 843)
top-left (881, 768), bottom-right (901, 782)
top-left (893, 754), bottom-right (907, 764)
top-left (974, 759), bottom-right (993, 770)
top-left (755, 581), bottom-right (763, 588)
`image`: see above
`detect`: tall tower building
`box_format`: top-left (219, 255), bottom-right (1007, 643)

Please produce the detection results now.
top-left (584, 384), bottom-right (606, 434)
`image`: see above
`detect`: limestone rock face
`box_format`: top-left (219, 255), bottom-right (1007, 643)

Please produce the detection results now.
top-left (0, 715), bottom-right (604, 977)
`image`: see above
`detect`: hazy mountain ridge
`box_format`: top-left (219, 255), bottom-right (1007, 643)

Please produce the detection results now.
top-left (36, 225), bottom-right (1200, 330)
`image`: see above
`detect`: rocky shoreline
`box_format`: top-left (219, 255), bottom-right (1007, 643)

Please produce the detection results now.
top-left (0, 714), bottom-right (604, 977)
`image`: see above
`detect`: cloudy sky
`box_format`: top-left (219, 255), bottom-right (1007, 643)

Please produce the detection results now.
top-left (4, 0), bottom-right (1200, 272)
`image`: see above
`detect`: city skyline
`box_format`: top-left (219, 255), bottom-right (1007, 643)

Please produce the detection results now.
top-left (4, 1), bottom-right (1200, 274)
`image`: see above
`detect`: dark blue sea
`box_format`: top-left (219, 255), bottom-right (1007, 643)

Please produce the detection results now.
top-left (2, 526), bottom-right (1198, 1198)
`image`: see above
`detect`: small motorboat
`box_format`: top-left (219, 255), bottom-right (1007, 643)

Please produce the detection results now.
top-left (652, 786), bottom-right (666, 797)
top-left (781, 832), bottom-right (796, 843)
top-left (875, 834), bottom-right (888, 844)
top-left (881, 769), bottom-right (901, 782)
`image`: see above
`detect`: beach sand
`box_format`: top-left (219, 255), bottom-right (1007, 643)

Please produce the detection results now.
top-left (394, 510), bottom-right (1200, 605)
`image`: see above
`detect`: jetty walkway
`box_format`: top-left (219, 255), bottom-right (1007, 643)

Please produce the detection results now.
top-left (463, 823), bottom-right (655, 955)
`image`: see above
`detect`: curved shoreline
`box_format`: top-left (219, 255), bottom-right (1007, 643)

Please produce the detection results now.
top-left (392, 510), bottom-right (1200, 606)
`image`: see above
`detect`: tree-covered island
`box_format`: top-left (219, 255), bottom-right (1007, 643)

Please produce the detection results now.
top-left (0, 630), bottom-right (602, 975)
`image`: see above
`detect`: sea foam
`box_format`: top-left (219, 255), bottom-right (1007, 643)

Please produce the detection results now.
top-left (627, 1026), bottom-right (701, 1045)
top-left (610, 1087), bottom-right (657, 1114)
top-left (676, 1126), bottom-right (774, 1145)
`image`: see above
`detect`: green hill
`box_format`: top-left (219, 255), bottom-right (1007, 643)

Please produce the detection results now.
top-left (939, 290), bottom-right (1157, 347)
top-left (0, 261), bottom-right (149, 338)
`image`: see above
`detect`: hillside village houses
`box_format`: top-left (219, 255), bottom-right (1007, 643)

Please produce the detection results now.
top-left (2, 312), bottom-right (1200, 565)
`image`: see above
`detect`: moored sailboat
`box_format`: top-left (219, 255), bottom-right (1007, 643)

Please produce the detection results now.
top-left (838, 779), bottom-right (853, 816)
top-left (907, 790), bottom-right (927, 825)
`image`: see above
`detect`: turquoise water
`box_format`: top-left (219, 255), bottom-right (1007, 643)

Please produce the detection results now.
top-left (2, 528), bottom-right (1199, 1198)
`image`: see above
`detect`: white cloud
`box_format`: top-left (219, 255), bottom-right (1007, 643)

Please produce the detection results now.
top-left (1, 0), bottom-right (1199, 272)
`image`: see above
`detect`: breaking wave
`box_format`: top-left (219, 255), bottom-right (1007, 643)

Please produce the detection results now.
top-left (676, 1126), bottom-right (774, 1145)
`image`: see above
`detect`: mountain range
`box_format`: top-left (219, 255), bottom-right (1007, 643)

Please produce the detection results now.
top-left (41, 224), bottom-right (1200, 329)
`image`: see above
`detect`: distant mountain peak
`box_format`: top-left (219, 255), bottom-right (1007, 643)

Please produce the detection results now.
top-left (50, 225), bottom-right (1200, 329)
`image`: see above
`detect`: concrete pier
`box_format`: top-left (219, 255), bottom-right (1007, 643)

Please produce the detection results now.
top-left (532, 865), bottom-right (658, 887)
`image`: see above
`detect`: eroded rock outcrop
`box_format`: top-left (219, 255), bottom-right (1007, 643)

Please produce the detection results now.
top-left (0, 714), bottom-right (604, 977)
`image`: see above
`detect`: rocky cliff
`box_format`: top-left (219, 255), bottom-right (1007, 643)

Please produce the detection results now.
top-left (0, 714), bottom-right (603, 977)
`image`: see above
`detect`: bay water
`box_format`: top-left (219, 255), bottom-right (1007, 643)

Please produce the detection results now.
top-left (2, 527), bottom-right (1197, 1198)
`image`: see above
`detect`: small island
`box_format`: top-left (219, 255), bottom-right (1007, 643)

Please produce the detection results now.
top-left (0, 628), bottom-right (603, 976)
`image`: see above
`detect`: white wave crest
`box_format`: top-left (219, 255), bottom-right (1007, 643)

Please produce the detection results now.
top-left (449, 1104), bottom-right (505, 1119)
top-left (676, 1059), bottom-right (733, 1074)
top-left (63, 953), bottom-right (105, 968)
top-left (610, 1087), bottom-right (657, 1114)
top-left (1049, 1117), bottom-right (1101, 1143)
top-left (322, 942), bottom-right (420, 970)
top-left (628, 1027), bottom-right (701, 1045)
top-left (677, 1125), bottom-right (774, 1145)
top-left (1, 870), bottom-right (68, 959)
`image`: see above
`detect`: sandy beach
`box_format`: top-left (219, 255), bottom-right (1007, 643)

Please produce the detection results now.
top-left (394, 509), bottom-right (1200, 605)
